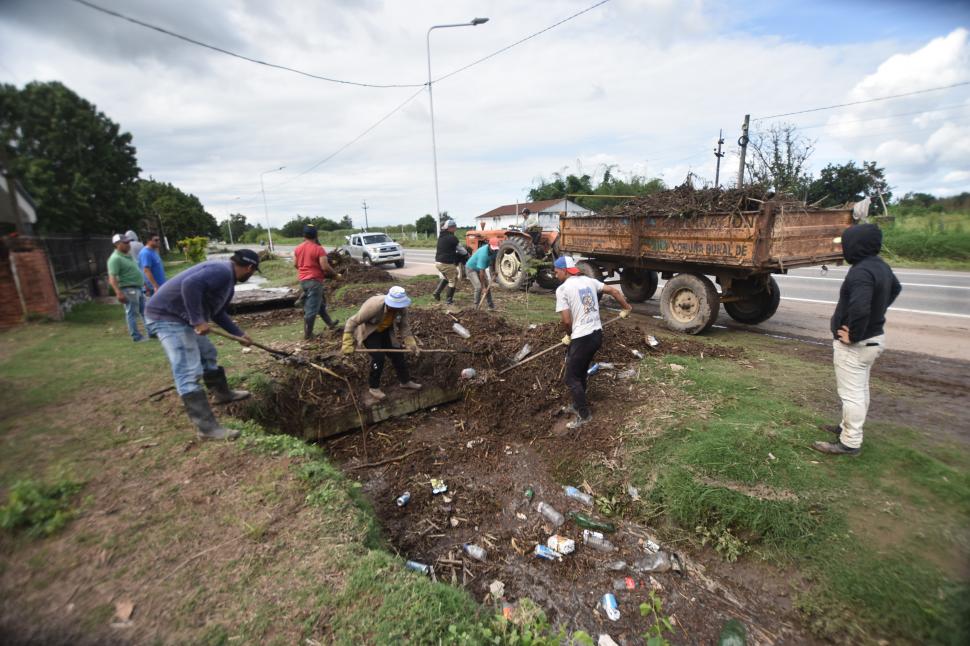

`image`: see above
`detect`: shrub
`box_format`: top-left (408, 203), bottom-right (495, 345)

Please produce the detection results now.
top-left (178, 236), bottom-right (209, 263)
top-left (0, 479), bottom-right (83, 537)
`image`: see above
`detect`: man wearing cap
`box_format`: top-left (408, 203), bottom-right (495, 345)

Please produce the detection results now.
top-left (293, 224), bottom-right (340, 340)
top-left (342, 286), bottom-right (423, 401)
top-left (432, 219), bottom-right (468, 305)
top-left (465, 238), bottom-right (499, 310)
top-left (108, 233), bottom-right (149, 342)
top-left (554, 256), bottom-right (632, 430)
top-left (145, 249), bottom-right (260, 440)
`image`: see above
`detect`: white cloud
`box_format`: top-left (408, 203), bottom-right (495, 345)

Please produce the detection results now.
top-left (1, 1), bottom-right (967, 229)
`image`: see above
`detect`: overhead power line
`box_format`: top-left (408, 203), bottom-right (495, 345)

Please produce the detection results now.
top-left (434, 0), bottom-right (612, 84)
top-left (753, 81), bottom-right (970, 121)
top-left (70, 0), bottom-right (424, 89)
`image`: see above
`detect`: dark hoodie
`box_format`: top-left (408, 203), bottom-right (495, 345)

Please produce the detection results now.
top-left (830, 223), bottom-right (902, 342)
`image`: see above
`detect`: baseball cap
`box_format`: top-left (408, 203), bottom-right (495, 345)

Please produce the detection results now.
top-left (522, 208), bottom-right (531, 215)
top-left (232, 249), bottom-right (261, 271)
top-left (553, 256), bottom-right (580, 275)
top-left (111, 233), bottom-right (130, 244)
top-left (488, 237), bottom-right (500, 250)
top-left (303, 224), bottom-right (318, 237)
top-left (384, 285), bottom-right (411, 309)
top-left (444, 219), bottom-right (457, 229)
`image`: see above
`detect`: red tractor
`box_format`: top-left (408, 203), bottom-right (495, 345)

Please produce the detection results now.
top-left (465, 227), bottom-right (563, 290)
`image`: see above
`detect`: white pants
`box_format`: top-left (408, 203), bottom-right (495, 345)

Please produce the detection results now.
top-left (833, 335), bottom-right (885, 448)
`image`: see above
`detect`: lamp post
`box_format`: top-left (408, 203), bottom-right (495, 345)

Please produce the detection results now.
top-left (260, 166), bottom-right (285, 251)
top-left (426, 17), bottom-right (489, 237)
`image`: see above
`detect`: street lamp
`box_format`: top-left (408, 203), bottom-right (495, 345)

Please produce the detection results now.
top-left (259, 166), bottom-right (285, 251)
top-left (225, 196), bottom-right (240, 245)
top-left (426, 17), bottom-right (489, 237)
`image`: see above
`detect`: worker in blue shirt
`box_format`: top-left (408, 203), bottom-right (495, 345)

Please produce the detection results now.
top-left (145, 249), bottom-right (259, 440)
top-left (466, 238), bottom-right (499, 310)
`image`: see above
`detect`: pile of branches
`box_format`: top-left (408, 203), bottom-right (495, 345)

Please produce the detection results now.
top-left (608, 183), bottom-right (770, 218)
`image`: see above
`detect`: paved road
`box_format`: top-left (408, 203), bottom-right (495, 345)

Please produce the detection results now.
top-left (231, 244), bottom-right (970, 361)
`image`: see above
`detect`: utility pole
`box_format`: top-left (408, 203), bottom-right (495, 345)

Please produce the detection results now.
top-left (713, 129), bottom-right (725, 189)
top-left (361, 200), bottom-right (369, 230)
top-left (737, 114), bottom-right (750, 189)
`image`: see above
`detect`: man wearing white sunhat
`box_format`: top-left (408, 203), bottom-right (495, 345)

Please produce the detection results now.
top-left (342, 286), bottom-right (423, 400)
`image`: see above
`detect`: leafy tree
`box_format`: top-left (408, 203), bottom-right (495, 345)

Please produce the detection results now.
top-left (217, 213), bottom-right (253, 241)
top-left (0, 81), bottom-right (140, 233)
top-left (137, 178), bottom-right (218, 242)
top-left (745, 122), bottom-right (815, 196)
top-left (528, 167), bottom-right (665, 211)
top-left (415, 214), bottom-right (437, 235)
top-left (339, 214), bottom-right (353, 229)
top-left (806, 161), bottom-right (891, 214)
top-left (528, 172), bottom-right (594, 201)
top-left (280, 215), bottom-right (346, 237)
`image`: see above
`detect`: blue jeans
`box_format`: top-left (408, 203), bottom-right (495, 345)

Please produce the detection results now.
top-left (145, 319), bottom-right (218, 395)
top-left (122, 287), bottom-right (147, 341)
top-left (300, 279), bottom-right (335, 325)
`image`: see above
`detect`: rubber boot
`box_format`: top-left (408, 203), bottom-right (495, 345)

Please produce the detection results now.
top-left (203, 367), bottom-right (251, 404)
top-left (181, 390), bottom-right (240, 440)
top-left (445, 287), bottom-right (456, 305)
top-left (321, 312), bottom-right (340, 330)
top-left (304, 318), bottom-right (316, 340)
top-left (486, 290), bottom-right (495, 310)
top-left (432, 279), bottom-right (448, 302)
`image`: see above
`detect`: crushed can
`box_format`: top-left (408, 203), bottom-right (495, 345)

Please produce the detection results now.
top-left (534, 544), bottom-right (563, 561)
top-left (546, 535), bottom-right (576, 555)
top-left (612, 576), bottom-right (637, 591)
top-left (600, 593), bottom-right (621, 621)
top-left (647, 335), bottom-right (660, 347)
top-left (395, 491), bottom-right (411, 507)
top-left (405, 560), bottom-right (432, 575)
top-left (431, 478), bottom-right (448, 495)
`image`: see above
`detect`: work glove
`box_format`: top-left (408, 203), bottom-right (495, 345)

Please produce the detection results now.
top-left (341, 332), bottom-right (355, 355)
top-left (404, 336), bottom-right (419, 355)
top-left (561, 335), bottom-right (571, 346)
top-left (619, 309), bottom-right (631, 319)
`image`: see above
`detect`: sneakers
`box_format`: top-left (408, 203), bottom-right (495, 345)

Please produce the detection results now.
top-left (566, 414), bottom-right (592, 430)
top-left (400, 381), bottom-right (423, 390)
top-left (811, 440), bottom-right (860, 456)
top-left (368, 388), bottom-right (387, 401)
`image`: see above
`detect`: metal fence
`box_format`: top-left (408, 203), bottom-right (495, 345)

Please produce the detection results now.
top-left (40, 234), bottom-right (113, 295)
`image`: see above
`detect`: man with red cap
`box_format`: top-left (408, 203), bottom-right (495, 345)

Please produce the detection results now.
top-left (465, 238), bottom-right (499, 310)
top-left (553, 255), bottom-right (632, 429)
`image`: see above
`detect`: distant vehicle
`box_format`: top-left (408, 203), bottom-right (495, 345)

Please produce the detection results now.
top-left (341, 232), bottom-right (405, 268)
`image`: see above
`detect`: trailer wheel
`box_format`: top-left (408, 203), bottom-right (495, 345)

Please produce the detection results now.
top-left (494, 237), bottom-right (533, 290)
top-left (620, 267), bottom-right (658, 302)
top-left (535, 267), bottom-right (561, 290)
top-left (659, 273), bottom-right (720, 334)
top-left (724, 277), bottom-right (781, 324)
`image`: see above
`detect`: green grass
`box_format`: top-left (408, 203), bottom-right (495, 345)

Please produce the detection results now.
top-left (625, 351), bottom-right (970, 643)
top-left (881, 210), bottom-right (970, 269)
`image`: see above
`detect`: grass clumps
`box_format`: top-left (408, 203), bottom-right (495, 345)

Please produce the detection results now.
top-left (0, 478), bottom-right (83, 537)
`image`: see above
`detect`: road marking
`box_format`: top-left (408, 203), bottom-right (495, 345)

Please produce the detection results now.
top-left (778, 275), bottom-right (970, 290)
top-left (781, 296), bottom-right (970, 319)
top-left (792, 268), bottom-right (970, 279)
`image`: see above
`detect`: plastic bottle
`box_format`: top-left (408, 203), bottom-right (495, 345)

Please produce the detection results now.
top-left (463, 543), bottom-right (487, 562)
top-left (405, 560), bottom-right (431, 575)
top-left (583, 529), bottom-right (617, 552)
top-left (513, 343), bottom-right (532, 362)
top-left (452, 323), bottom-right (471, 339)
top-left (718, 619), bottom-right (748, 646)
top-left (632, 551), bottom-right (672, 573)
top-left (568, 511), bottom-right (616, 533)
top-left (536, 501), bottom-right (565, 527)
top-left (564, 485), bottom-right (594, 505)
top-left (460, 368), bottom-right (477, 379)
top-left (600, 593), bottom-right (620, 621)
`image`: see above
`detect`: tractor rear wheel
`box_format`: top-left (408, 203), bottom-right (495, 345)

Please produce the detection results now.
top-left (494, 237), bottom-right (534, 290)
top-left (619, 267), bottom-right (658, 302)
top-left (535, 267), bottom-right (561, 290)
top-left (659, 273), bottom-right (720, 334)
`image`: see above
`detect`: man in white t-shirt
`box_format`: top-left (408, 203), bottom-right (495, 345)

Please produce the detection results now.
top-left (554, 256), bottom-right (632, 429)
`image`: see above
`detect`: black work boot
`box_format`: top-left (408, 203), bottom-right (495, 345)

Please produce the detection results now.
top-left (304, 318), bottom-right (316, 340)
top-left (432, 279), bottom-right (448, 302)
top-left (181, 390), bottom-right (240, 440)
top-left (445, 287), bottom-right (456, 305)
top-left (811, 440), bottom-right (860, 456)
top-left (321, 313), bottom-right (341, 330)
top-left (203, 367), bottom-right (251, 404)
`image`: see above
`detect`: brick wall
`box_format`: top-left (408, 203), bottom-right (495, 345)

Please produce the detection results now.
top-left (0, 237), bottom-right (62, 328)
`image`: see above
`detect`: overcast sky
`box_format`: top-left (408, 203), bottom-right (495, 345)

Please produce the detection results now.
top-left (1, 0), bottom-right (968, 228)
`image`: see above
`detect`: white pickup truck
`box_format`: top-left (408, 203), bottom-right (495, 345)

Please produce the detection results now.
top-left (341, 232), bottom-right (405, 268)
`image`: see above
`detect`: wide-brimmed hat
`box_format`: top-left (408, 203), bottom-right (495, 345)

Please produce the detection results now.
top-left (384, 285), bottom-right (411, 309)
top-left (553, 256), bottom-right (580, 275)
